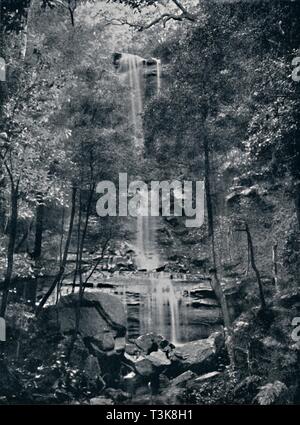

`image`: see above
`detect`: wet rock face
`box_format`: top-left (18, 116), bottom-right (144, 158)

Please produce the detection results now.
top-left (112, 52), bottom-right (161, 78)
top-left (112, 52), bottom-right (122, 69)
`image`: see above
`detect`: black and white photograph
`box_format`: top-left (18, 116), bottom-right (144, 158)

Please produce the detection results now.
top-left (0, 0), bottom-right (300, 410)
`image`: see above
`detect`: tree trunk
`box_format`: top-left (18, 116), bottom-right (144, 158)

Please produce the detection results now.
top-left (72, 192), bottom-right (82, 293)
top-left (204, 137), bottom-right (214, 238)
top-left (32, 195), bottom-right (45, 309)
top-left (295, 182), bottom-right (300, 230)
top-left (33, 194), bottom-right (44, 260)
top-left (78, 185), bottom-right (95, 295)
top-left (20, 0), bottom-right (37, 61)
top-left (74, 184), bottom-right (95, 337)
top-left (0, 185), bottom-right (19, 318)
top-left (272, 242), bottom-right (279, 292)
top-left (35, 187), bottom-right (77, 316)
top-left (59, 205), bottom-right (65, 265)
top-left (203, 135), bottom-right (235, 366)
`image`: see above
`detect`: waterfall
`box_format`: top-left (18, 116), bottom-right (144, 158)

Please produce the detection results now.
top-left (119, 53), bottom-right (145, 149)
top-left (119, 53), bottom-right (161, 270)
top-left (153, 276), bottom-right (180, 344)
top-left (119, 53), bottom-right (180, 343)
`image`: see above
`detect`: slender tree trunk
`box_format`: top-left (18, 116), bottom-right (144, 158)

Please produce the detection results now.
top-left (272, 243), bottom-right (279, 292)
top-left (20, 0), bottom-right (37, 61)
top-left (204, 137), bottom-right (214, 238)
top-left (83, 237), bottom-right (110, 288)
top-left (56, 205), bottom-right (66, 303)
top-left (203, 135), bottom-right (235, 366)
top-left (295, 182), bottom-right (300, 230)
top-left (32, 195), bottom-right (45, 309)
top-left (74, 184), bottom-right (95, 337)
top-left (35, 187), bottom-right (77, 316)
top-left (33, 194), bottom-right (44, 260)
top-left (78, 185), bottom-right (95, 295)
top-left (72, 192), bottom-right (82, 293)
top-left (0, 184), bottom-right (19, 318)
top-left (59, 205), bottom-right (65, 266)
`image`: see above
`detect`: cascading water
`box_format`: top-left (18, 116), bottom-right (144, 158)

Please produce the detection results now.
top-left (119, 53), bottom-right (144, 149)
top-left (119, 53), bottom-right (161, 271)
top-left (119, 53), bottom-right (181, 343)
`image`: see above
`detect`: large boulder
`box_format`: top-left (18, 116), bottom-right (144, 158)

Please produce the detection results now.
top-left (41, 293), bottom-right (127, 385)
top-left (42, 293), bottom-right (126, 347)
top-left (134, 357), bottom-right (155, 377)
top-left (171, 332), bottom-right (225, 374)
top-left (59, 293), bottom-right (126, 332)
top-left (145, 350), bottom-right (171, 368)
top-left (124, 346), bottom-right (171, 378)
top-left (134, 333), bottom-right (165, 354)
top-left (46, 306), bottom-right (111, 337)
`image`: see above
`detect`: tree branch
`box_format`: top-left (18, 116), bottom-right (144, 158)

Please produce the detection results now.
top-left (93, 1), bottom-right (197, 32)
top-left (137, 12), bottom-right (188, 31)
top-left (83, 235), bottom-right (111, 288)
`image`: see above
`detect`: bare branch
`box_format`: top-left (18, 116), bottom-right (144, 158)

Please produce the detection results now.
top-left (92, 1), bottom-right (197, 32)
top-left (138, 12), bottom-right (188, 31)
